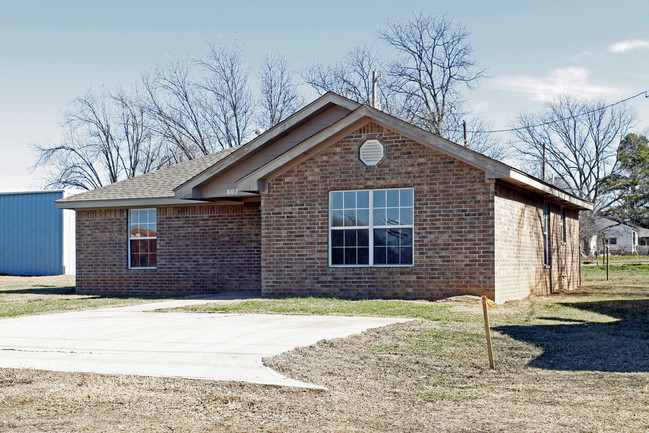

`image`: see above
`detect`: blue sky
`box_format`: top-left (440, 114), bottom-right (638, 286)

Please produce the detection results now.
top-left (1, 0), bottom-right (648, 190)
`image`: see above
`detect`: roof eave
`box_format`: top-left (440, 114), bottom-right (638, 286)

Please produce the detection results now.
top-left (500, 171), bottom-right (593, 211)
top-left (56, 197), bottom-right (214, 209)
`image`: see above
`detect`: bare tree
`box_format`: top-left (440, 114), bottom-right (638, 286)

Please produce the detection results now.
top-left (258, 52), bottom-right (303, 130)
top-left (512, 94), bottom-right (636, 205)
top-left (143, 60), bottom-right (214, 161)
top-left (199, 41), bottom-right (253, 149)
top-left (112, 86), bottom-right (169, 177)
top-left (303, 46), bottom-right (395, 111)
top-left (443, 113), bottom-right (510, 161)
top-left (34, 127), bottom-right (107, 191)
top-left (34, 90), bottom-right (120, 190)
top-left (34, 87), bottom-right (167, 190)
top-left (379, 12), bottom-right (485, 137)
top-left (578, 210), bottom-right (599, 255)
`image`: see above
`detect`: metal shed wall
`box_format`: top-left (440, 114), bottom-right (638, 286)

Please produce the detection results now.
top-left (0, 191), bottom-right (66, 275)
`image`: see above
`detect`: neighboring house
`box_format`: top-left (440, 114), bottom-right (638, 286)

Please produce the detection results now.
top-left (592, 216), bottom-right (641, 255)
top-left (639, 227), bottom-right (649, 255)
top-left (0, 190), bottom-right (75, 275)
top-left (57, 93), bottom-right (592, 303)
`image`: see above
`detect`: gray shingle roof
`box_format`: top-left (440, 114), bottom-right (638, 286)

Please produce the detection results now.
top-left (58, 147), bottom-right (238, 203)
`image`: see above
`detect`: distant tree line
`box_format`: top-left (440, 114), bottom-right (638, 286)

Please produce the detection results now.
top-left (34, 12), bottom-right (648, 234)
top-left (35, 13), bottom-right (500, 190)
top-left (35, 41), bottom-right (304, 190)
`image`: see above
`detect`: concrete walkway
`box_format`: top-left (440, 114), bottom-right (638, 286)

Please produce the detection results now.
top-left (0, 298), bottom-right (408, 389)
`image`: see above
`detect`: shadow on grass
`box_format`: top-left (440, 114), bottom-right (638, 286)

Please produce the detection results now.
top-left (0, 286), bottom-right (172, 301)
top-left (494, 299), bottom-right (649, 372)
top-left (1, 286), bottom-right (76, 295)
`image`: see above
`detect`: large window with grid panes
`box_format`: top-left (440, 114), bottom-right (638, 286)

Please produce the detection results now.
top-left (329, 188), bottom-right (414, 267)
top-left (129, 209), bottom-right (157, 269)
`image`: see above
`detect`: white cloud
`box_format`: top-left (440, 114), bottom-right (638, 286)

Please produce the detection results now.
top-left (609, 39), bottom-right (649, 53)
top-left (473, 101), bottom-right (491, 113)
top-left (495, 67), bottom-right (620, 101)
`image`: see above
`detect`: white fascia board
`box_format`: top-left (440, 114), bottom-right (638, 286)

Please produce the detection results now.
top-left (503, 171), bottom-right (593, 210)
top-left (56, 197), bottom-right (213, 209)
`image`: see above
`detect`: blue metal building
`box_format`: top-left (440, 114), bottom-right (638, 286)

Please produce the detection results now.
top-left (0, 190), bottom-right (75, 276)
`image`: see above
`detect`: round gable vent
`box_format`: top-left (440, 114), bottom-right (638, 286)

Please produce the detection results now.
top-left (359, 139), bottom-right (384, 166)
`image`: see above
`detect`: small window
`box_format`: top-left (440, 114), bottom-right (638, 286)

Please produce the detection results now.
top-left (330, 188), bottom-right (413, 267)
top-left (129, 209), bottom-right (157, 268)
top-left (608, 237), bottom-right (617, 246)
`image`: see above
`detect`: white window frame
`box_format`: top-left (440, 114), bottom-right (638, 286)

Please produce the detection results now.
top-left (128, 208), bottom-right (157, 269)
top-left (328, 188), bottom-right (414, 268)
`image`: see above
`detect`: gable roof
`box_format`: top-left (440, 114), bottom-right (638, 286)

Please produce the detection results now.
top-left (235, 105), bottom-right (510, 189)
top-left (57, 147), bottom-right (238, 209)
top-left (596, 215), bottom-right (642, 231)
top-left (59, 92), bottom-right (360, 209)
top-left (172, 92), bottom-right (360, 199)
top-left (58, 92), bottom-right (592, 211)
top-left (230, 105), bottom-right (592, 210)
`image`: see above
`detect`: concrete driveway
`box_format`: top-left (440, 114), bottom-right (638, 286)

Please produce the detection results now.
top-left (0, 298), bottom-right (408, 389)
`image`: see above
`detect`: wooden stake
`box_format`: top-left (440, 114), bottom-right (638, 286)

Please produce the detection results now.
top-left (482, 296), bottom-right (495, 369)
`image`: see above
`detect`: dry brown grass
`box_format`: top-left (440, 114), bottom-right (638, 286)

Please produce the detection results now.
top-left (0, 269), bottom-right (648, 432)
top-left (0, 275), bottom-right (147, 317)
top-left (1, 317), bottom-right (646, 432)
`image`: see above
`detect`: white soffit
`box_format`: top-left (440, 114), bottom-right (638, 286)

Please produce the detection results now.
top-left (359, 139), bottom-right (384, 166)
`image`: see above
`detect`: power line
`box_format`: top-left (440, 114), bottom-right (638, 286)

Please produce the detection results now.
top-left (458, 89), bottom-right (649, 134)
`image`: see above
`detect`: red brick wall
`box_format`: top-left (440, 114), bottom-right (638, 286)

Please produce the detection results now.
top-left (76, 203), bottom-right (261, 296)
top-left (494, 184), bottom-right (581, 302)
top-left (260, 121), bottom-right (496, 299)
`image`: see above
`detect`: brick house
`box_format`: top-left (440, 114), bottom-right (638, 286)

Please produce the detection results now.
top-left (58, 93), bottom-right (592, 303)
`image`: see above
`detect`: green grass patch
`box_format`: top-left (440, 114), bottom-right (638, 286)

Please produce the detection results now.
top-left (581, 262), bottom-right (649, 291)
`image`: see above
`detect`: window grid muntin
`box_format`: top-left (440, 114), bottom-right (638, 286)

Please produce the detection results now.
top-left (129, 209), bottom-right (157, 269)
top-left (329, 188), bottom-right (414, 267)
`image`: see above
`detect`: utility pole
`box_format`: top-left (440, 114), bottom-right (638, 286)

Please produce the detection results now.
top-left (372, 70), bottom-right (380, 109)
top-left (463, 121), bottom-right (467, 147)
top-left (542, 142), bottom-right (546, 182)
